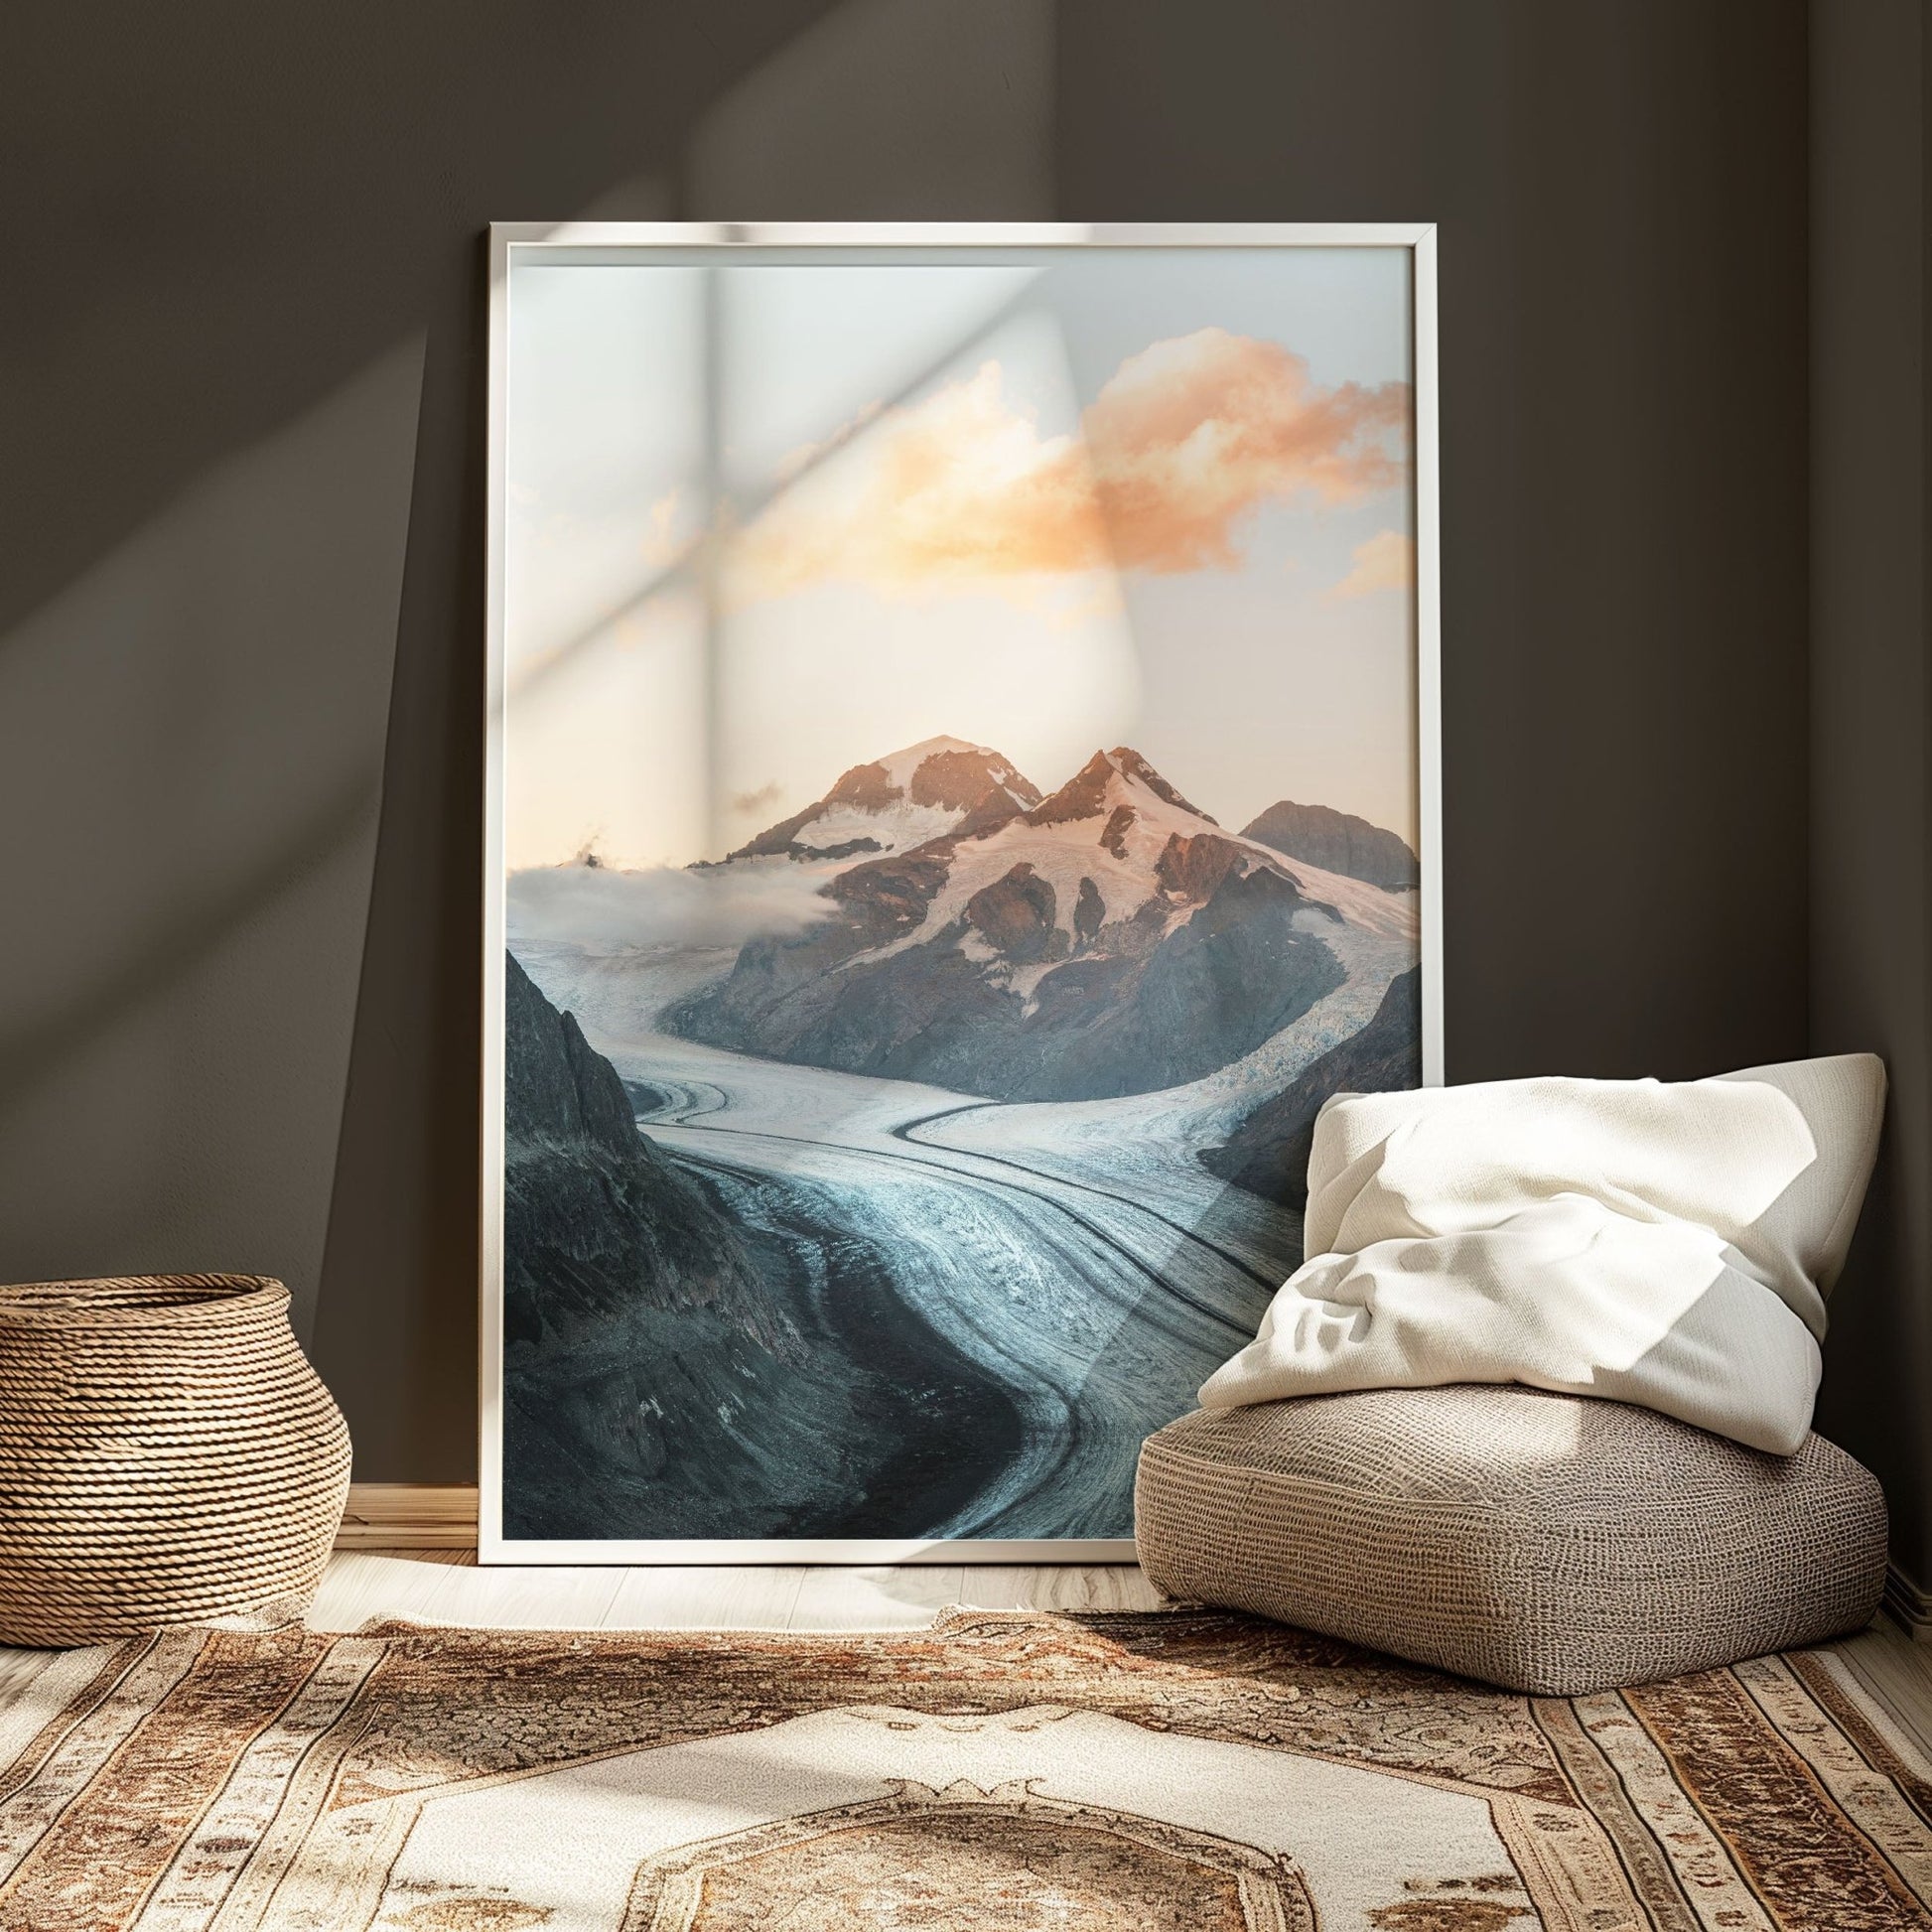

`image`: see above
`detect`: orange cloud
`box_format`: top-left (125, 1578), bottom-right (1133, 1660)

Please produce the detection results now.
top-left (1083, 329), bottom-right (1409, 570)
top-left (730, 363), bottom-right (1107, 602)
top-left (729, 329), bottom-right (1409, 603)
top-left (1323, 528), bottom-right (1416, 603)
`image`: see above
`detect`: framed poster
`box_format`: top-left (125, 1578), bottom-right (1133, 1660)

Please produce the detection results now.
top-left (482, 223), bottom-right (1441, 1563)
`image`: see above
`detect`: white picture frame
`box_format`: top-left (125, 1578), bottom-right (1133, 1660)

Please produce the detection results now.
top-left (482, 222), bottom-right (1443, 1565)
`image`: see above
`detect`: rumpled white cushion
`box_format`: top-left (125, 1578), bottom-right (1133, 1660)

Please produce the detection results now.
top-left (1198, 1054), bottom-right (1886, 1453)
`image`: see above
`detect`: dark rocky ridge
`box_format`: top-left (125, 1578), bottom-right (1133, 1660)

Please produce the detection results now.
top-left (1156, 829), bottom-right (1251, 901)
top-left (501, 951), bottom-right (1021, 1538)
top-left (1242, 799), bottom-right (1419, 890)
top-left (666, 845), bottom-right (1346, 1103)
top-left (966, 863), bottom-right (1061, 963)
top-left (1198, 966), bottom-right (1423, 1210)
top-left (502, 949), bottom-right (768, 1349)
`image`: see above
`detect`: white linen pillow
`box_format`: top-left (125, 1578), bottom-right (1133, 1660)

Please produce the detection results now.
top-left (1200, 1053), bottom-right (1885, 1453)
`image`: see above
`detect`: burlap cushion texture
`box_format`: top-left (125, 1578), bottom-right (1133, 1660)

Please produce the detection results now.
top-left (1134, 1384), bottom-right (1887, 1696)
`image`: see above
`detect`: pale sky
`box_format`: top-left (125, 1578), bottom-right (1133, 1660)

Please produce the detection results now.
top-left (503, 248), bottom-right (1417, 873)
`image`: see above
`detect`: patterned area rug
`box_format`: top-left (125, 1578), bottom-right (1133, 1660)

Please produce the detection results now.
top-left (0, 1608), bottom-right (1927, 1930)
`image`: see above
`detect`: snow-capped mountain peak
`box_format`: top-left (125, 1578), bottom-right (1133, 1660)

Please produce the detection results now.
top-left (670, 735), bottom-right (1421, 1104)
top-left (1025, 745), bottom-right (1218, 841)
top-left (876, 735), bottom-right (1022, 794)
top-left (671, 736), bottom-right (1416, 1102)
top-left (1026, 746), bottom-right (1217, 832)
top-left (848, 744), bottom-right (1285, 984)
top-left (728, 738), bottom-right (1042, 864)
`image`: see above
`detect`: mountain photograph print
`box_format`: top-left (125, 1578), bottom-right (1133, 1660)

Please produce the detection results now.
top-left (489, 231), bottom-right (1434, 1551)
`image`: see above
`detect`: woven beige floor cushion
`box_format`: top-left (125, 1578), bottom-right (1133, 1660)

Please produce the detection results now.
top-left (1135, 1383), bottom-right (1886, 1695)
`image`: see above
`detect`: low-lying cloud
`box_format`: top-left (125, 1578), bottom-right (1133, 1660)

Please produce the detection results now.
top-left (506, 860), bottom-right (836, 950)
top-left (729, 328), bottom-right (1411, 604)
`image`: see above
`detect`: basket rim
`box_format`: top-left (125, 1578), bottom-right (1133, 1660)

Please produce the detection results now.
top-left (0, 1275), bottom-right (290, 1327)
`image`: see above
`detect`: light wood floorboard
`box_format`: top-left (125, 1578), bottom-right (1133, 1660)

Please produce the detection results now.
top-left (309, 1555), bottom-right (626, 1632)
top-left (0, 1646), bottom-right (58, 1706)
top-left (957, 1564), bottom-right (1166, 1612)
top-left (604, 1564), bottom-right (809, 1631)
top-left (1832, 1617), bottom-right (1932, 1762)
top-left (304, 1552), bottom-right (1165, 1632)
top-left (790, 1565), bottom-right (964, 1629)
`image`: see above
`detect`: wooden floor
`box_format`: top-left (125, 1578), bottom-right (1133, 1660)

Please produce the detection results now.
top-left (307, 1549), bottom-right (1165, 1634)
top-left (1832, 1616), bottom-right (1932, 1760)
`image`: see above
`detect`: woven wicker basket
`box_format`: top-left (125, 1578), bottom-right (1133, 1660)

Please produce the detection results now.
top-left (0, 1275), bottom-right (351, 1646)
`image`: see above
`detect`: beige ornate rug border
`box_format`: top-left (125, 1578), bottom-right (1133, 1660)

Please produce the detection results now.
top-left (0, 1608), bottom-right (1924, 1930)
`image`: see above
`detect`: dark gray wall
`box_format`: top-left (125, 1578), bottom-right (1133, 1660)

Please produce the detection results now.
top-left (1057, 2), bottom-right (1812, 1085)
top-left (2, 2), bottom-right (1817, 1484)
top-left (1809, 0), bottom-right (1932, 1588)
